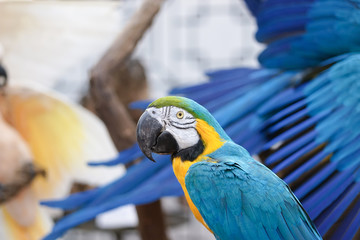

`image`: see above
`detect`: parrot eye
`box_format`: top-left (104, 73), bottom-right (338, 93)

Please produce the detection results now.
top-left (176, 111), bottom-right (184, 119)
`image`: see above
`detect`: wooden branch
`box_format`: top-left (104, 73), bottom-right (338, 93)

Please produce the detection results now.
top-left (90, 0), bottom-right (165, 150)
top-left (136, 202), bottom-right (168, 240)
top-left (88, 1), bottom-right (168, 239)
top-left (92, 0), bottom-right (165, 76)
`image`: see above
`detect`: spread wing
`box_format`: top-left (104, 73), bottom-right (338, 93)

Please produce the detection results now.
top-left (185, 159), bottom-right (322, 240)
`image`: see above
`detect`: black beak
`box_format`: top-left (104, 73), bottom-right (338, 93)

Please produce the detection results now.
top-left (136, 111), bottom-right (179, 162)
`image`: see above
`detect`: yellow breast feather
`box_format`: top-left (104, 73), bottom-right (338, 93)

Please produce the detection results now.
top-left (172, 119), bottom-right (225, 232)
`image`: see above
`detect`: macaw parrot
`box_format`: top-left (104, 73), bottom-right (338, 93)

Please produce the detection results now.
top-left (42, 0), bottom-right (360, 239)
top-left (0, 82), bottom-right (121, 240)
top-left (136, 96), bottom-right (322, 240)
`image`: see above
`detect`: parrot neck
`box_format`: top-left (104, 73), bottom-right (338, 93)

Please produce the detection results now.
top-left (195, 118), bottom-right (226, 156)
top-left (172, 139), bottom-right (204, 162)
top-left (172, 119), bottom-right (226, 162)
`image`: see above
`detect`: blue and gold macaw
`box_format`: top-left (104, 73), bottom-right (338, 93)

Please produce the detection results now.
top-left (42, 0), bottom-right (360, 239)
top-left (136, 96), bottom-right (322, 240)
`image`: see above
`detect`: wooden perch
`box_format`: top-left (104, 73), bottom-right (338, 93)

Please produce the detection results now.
top-left (90, 0), bottom-right (165, 150)
top-left (87, 0), bottom-right (168, 239)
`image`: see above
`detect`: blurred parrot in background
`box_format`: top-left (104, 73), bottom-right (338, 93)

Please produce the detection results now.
top-left (0, 80), bottom-right (120, 240)
top-left (136, 96), bottom-right (322, 240)
top-left (0, 110), bottom-right (51, 240)
top-left (43, 0), bottom-right (360, 239)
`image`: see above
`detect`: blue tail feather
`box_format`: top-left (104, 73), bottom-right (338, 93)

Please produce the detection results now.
top-left (43, 165), bottom-right (182, 240)
top-left (317, 181), bottom-right (360, 235)
top-left (270, 140), bottom-right (317, 167)
top-left (130, 100), bottom-right (152, 110)
top-left (262, 109), bottom-right (330, 151)
top-left (261, 99), bottom-right (307, 129)
top-left (294, 162), bottom-right (338, 200)
top-left (257, 87), bottom-right (304, 116)
top-left (283, 150), bottom-right (328, 184)
top-left (268, 108), bottom-right (308, 134)
top-left (303, 168), bottom-right (355, 219)
top-left (267, 130), bottom-right (316, 167)
top-left (88, 144), bottom-right (142, 166)
top-left (341, 202), bottom-right (360, 240)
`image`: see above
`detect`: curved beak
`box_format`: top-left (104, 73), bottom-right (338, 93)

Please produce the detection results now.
top-left (136, 110), bottom-right (179, 162)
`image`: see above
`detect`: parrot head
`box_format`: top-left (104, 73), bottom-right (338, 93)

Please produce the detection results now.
top-left (136, 96), bottom-right (230, 162)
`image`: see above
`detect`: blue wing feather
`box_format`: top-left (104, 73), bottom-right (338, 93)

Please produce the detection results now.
top-left (255, 0), bottom-right (360, 69)
top-left (43, 162), bottom-right (183, 239)
top-left (88, 144), bottom-right (143, 166)
top-left (43, 44), bottom-right (360, 240)
top-left (317, 181), bottom-right (360, 235)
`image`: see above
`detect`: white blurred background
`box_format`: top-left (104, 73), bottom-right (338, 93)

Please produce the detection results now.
top-left (0, 0), bottom-right (263, 99)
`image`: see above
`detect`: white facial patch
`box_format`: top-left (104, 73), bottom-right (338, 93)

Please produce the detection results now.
top-left (146, 106), bottom-right (200, 150)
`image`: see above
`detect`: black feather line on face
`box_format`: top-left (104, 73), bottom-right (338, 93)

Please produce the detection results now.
top-left (172, 139), bottom-right (204, 162)
top-left (169, 120), bottom-right (196, 126)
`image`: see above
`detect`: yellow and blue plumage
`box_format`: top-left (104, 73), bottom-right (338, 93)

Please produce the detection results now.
top-left (40, 1), bottom-right (360, 238)
top-left (136, 96), bottom-right (322, 240)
